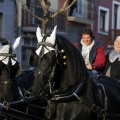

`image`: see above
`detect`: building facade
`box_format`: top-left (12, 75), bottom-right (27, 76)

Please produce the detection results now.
top-left (1, 0), bottom-right (120, 70)
top-left (66, 0), bottom-right (95, 43)
top-left (0, 0), bottom-right (17, 43)
top-left (16, 0), bottom-right (95, 70)
top-left (93, 0), bottom-right (120, 50)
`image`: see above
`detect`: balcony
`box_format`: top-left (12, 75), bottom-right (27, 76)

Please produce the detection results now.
top-left (107, 29), bottom-right (120, 48)
top-left (67, 0), bottom-right (95, 24)
top-left (22, 7), bottom-right (66, 32)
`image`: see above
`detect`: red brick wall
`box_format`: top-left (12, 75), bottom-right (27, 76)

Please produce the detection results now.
top-left (93, 0), bottom-right (120, 49)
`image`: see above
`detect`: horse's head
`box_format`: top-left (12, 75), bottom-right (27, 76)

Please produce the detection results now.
top-left (29, 26), bottom-right (57, 97)
top-left (0, 37), bottom-right (22, 102)
top-left (30, 26), bottom-right (88, 99)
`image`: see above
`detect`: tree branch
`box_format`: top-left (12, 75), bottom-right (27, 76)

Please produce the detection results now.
top-left (18, 0), bottom-right (77, 34)
top-left (39, 0), bottom-right (48, 14)
top-left (63, 0), bottom-right (69, 9)
top-left (18, 0), bottom-right (43, 22)
top-left (51, 0), bottom-right (76, 18)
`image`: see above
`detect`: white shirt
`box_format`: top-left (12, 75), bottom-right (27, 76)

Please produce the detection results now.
top-left (81, 40), bottom-right (95, 64)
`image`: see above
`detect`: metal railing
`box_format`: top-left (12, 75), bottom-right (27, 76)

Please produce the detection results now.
top-left (22, 7), bottom-right (66, 32)
top-left (68, 0), bottom-right (95, 21)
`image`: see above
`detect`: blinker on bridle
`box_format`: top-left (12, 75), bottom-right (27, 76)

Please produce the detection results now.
top-left (0, 43), bottom-right (16, 58)
top-left (38, 41), bottom-right (54, 49)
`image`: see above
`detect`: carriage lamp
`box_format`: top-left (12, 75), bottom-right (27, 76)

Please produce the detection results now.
top-left (63, 56), bottom-right (67, 59)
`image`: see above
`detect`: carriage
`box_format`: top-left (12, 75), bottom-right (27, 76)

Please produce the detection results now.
top-left (0, 26), bottom-right (120, 120)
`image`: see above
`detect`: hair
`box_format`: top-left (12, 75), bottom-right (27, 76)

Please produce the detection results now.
top-left (80, 28), bottom-right (95, 39)
top-left (115, 36), bottom-right (120, 41)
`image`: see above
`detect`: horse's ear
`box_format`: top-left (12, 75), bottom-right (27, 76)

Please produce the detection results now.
top-left (36, 26), bottom-right (42, 42)
top-left (12, 36), bottom-right (21, 50)
top-left (47, 25), bottom-right (57, 45)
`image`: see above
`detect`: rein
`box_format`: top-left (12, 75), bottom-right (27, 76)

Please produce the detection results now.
top-left (50, 81), bottom-right (85, 102)
top-left (51, 76), bottom-right (120, 119)
top-left (0, 53), bottom-right (16, 57)
top-left (74, 94), bottom-right (120, 119)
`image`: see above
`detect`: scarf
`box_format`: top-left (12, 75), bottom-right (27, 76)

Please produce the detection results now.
top-left (81, 40), bottom-right (95, 64)
top-left (109, 50), bottom-right (120, 63)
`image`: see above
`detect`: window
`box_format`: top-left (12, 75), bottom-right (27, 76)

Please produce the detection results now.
top-left (75, 0), bottom-right (94, 20)
top-left (98, 6), bottom-right (109, 34)
top-left (77, 0), bottom-right (84, 16)
top-left (112, 1), bottom-right (120, 29)
top-left (100, 10), bottom-right (106, 31)
top-left (114, 4), bottom-right (118, 29)
top-left (26, 0), bottom-right (43, 25)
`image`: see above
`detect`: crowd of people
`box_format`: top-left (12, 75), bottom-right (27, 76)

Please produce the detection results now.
top-left (74, 28), bottom-right (120, 80)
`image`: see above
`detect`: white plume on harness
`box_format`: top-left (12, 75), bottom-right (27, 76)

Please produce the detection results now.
top-left (36, 26), bottom-right (57, 56)
top-left (0, 36), bottom-right (21, 65)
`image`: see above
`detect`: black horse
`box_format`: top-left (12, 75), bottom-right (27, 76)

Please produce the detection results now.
top-left (30, 26), bottom-right (120, 120)
top-left (0, 37), bottom-right (46, 120)
top-left (0, 37), bottom-right (22, 119)
top-left (16, 70), bottom-right (47, 119)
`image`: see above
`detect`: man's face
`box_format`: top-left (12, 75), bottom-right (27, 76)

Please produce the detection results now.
top-left (81, 34), bottom-right (92, 46)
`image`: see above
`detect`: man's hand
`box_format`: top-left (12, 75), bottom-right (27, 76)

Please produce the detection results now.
top-left (86, 63), bottom-right (93, 70)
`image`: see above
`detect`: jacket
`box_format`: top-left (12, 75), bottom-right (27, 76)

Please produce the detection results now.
top-left (79, 41), bottom-right (106, 71)
top-left (104, 52), bottom-right (120, 80)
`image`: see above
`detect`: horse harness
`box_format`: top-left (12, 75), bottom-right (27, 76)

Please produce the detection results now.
top-left (35, 39), bottom-right (58, 94)
top-left (50, 75), bottom-right (120, 120)
top-left (35, 40), bottom-right (120, 120)
top-left (0, 52), bottom-right (16, 84)
top-left (0, 51), bottom-right (25, 106)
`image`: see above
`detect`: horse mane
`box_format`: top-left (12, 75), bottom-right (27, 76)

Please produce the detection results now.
top-left (56, 34), bottom-right (89, 86)
top-left (55, 35), bottom-right (103, 106)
